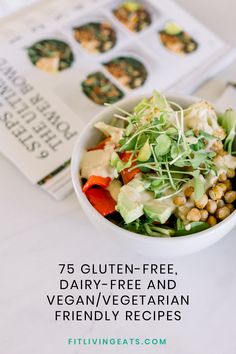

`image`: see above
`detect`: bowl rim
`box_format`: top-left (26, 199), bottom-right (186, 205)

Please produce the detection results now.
top-left (71, 92), bottom-right (236, 243)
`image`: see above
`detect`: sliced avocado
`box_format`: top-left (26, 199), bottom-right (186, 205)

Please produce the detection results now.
top-left (164, 22), bottom-right (183, 36)
top-left (116, 188), bottom-right (144, 223)
top-left (116, 177), bottom-right (153, 223)
top-left (143, 199), bottom-right (175, 224)
top-left (138, 140), bottom-right (152, 162)
top-left (106, 179), bottom-right (122, 202)
top-left (127, 177), bottom-right (145, 192)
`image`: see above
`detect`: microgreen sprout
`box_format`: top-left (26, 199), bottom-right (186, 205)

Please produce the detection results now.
top-left (84, 91), bottom-right (236, 237)
top-left (109, 92), bottom-right (224, 200)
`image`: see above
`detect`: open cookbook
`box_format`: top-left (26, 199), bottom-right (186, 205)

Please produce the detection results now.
top-left (0, 0), bottom-right (235, 199)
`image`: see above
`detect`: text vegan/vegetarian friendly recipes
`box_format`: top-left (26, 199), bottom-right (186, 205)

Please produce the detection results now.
top-left (80, 92), bottom-right (236, 237)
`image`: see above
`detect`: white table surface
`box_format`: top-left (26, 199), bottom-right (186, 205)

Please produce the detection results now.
top-left (1, 1), bottom-right (236, 354)
top-left (0, 0), bottom-right (38, 18)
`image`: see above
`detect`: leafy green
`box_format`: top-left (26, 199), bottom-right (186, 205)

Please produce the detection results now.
top-left (110, 151), bottom-right (120, 167)
top-left (152, 90), bottom-right (173, 111)
top-left (191, 152), bottom-right (208, 169)
top-left (175, 221), bottom-right (209, 236)
top-left (138, 140), bottom-right (151, 161)
top-left (199, 130), bottom-right (215, 140)
top-left (113, 91), bottom-right (217, 201)
top-left (193, 171), bottom-right (205, 201)
top-left (150, 225), bottom-right (175, 236)
top-left (134, 97), bottom-right (149, 114)
top-left (155, 134), bottom-right (172, 156)
top-left (110, 151), bottom-right (133, 172)
top-left (121, 218), bottom-right (175, 237)
top-left (218, 109), bottom-right (236, 154)
top-left (176, 218), bottom-right (184, 231)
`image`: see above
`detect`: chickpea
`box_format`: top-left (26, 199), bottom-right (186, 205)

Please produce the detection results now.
top-left (187, 208), bottom-right (201, 222)
top-left (215, 206), bottom-right (230, 220)
top-left (206, 200), bottom-right (217, 214)
top-left (208, 185), bottom-right (224, 200)
top-left (224, 191), bottom-right (236, 204)
top-left (227, 168), bottom-right (236, 179)
top-left (195, 194), bottom-right (208, 209)
top-left (211, 140), bottom-right (223, 153)
top-left (184, 186), bottom-right (194, 198)
top-left (218, 150), bottom-right (228, 157)
top-left (225, 179), bottom-right (233, 191)
top-left (217, 200), bottom-right (225, 208)
top-left (216, 183), bottom-right (227, 193)
top-left (207, 215), bottom-right (217, 226)
top-left (226, 203), bottom-right (234, 213)
top-left (200, 209), bottom-right (209, 222)
top-left (173, 196), bottom-right (186, 206)
top-left (178, 206), bottom-right (190, 221)
top-left (218, 172), bottom-right (227, 182)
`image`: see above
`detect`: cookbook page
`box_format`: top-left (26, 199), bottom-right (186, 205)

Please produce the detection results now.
top-left (0, 0), bottom-right (234, 199)
top-left (1, 1), bottom-right (236, 354)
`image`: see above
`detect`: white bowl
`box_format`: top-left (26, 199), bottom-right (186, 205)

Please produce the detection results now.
top-left (71, 94), bottom-right (236, 257)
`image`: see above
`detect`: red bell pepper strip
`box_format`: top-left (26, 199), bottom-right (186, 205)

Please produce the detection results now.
top-left (121, 167), bottom-right (140, 184)
top-left (119, 151), bottom-right (132, 162)
top-left (82, 175), bottom-right (111, 193)
top-left (88, 137), bottom-right (112, 151)
top-left (85, 187), bottom-right (116, 216)
top-left (120, 151), bottom-right (140, 184)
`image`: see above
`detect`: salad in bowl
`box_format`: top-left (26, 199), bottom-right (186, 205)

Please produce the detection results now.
top-left (72, 92), bottom-right (236, 256)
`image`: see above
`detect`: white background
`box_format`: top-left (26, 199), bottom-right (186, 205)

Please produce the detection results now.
top-left (1, 1), bottom-right (236, 353)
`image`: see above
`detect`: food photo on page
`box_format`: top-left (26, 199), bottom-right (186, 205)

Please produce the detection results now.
top-left (1, 0), bottom-right (236, 354)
